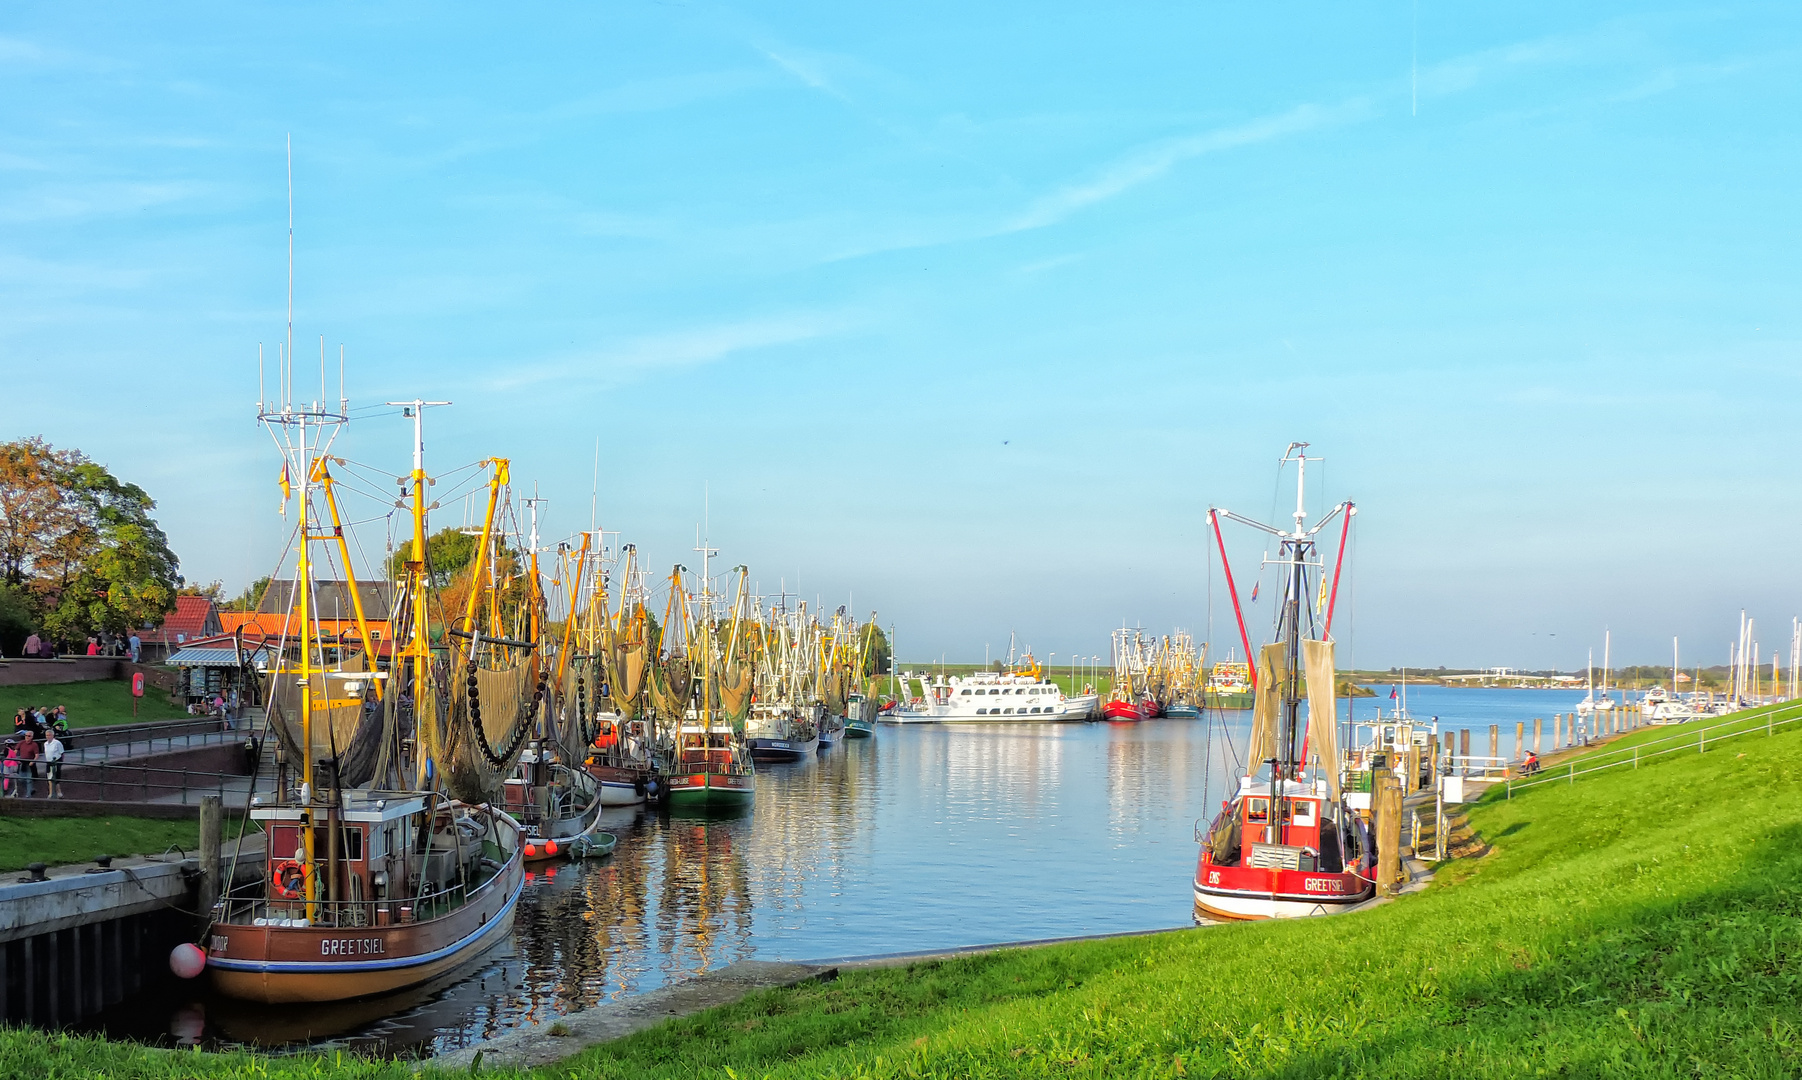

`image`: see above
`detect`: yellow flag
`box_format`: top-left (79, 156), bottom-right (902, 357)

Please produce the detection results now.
top-left (278, 462), bottom-right (291, 516)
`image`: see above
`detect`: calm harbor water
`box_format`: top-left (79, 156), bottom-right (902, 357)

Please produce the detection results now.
top-left (86, 686), bottom-right (1601, 1056)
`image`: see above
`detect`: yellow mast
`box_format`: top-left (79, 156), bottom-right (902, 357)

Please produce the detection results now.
top-left (458, 459), bottom-right (509, 651)
top-left (296, 459), bottom-right (318, 922)
top-left (555, 532), bottom-right (590, 688)
top-left (315, 457), bottom-right (381, 700)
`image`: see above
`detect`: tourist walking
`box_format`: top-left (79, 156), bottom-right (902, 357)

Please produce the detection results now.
top-left (1, 742), bottom-right (16, 797)
top-left (15, 731), bottom-right (38, 798)
top-left (85, 636), bottom-right (100, 656)
top-left (43, 731), bottom-right (64, 798)
top-left (23, 632), bottom-right (41, 658)
top-left (128, 632), bottom-right (141, 663)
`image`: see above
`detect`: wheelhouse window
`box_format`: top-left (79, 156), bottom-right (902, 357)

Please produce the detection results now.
top-left (1246, 798), bottom-right (1269, 823)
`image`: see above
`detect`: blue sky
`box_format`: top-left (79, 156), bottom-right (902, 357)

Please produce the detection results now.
top-left (2, 3), bottom-right (1798, 671)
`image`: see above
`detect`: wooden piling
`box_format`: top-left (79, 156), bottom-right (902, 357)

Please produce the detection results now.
top-left (1376, 773), bottom-right (1403, 893)
top-left (1514, 721), bottom-right (1524, 761)
top-left (1459, 728), bottom-right (1471, 770)
top-left (1534, 716), bottom-right (1543, 755)
top-left (1489, 725), bottom-right (1499, 767)
top-left (199, 795), bottom-right (222, 926)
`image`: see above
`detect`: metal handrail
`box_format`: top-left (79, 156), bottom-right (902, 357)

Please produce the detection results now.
top-left (1507, 702), bottom-right (1802, 797)
top-left (44, 758), bottom-right (256, 805)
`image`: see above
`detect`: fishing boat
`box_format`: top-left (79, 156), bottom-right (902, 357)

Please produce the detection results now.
top-left (571, 544), bottom-right (664, 806)
top-left (746, 704), bottom-right (820, 760)
top-left (508, 747), bottom-right (600, 862)
top-left (1194, 444), bottom-right (1375, 921)
top-left (205, 391), bottom-right (525, 1002)
top-left (844, 692), bottom-right (877, 738)
top-left (1204, 658), bottom-right (1255, 710)
top-left (1158, 632), bottom-right (1206, 719)
top-left (661, 559), bottom-right (757, 812)
top-left (1102, 628), bottom-right (1160, 721)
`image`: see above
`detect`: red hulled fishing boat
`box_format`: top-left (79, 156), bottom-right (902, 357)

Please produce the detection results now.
top-left (1194, 443), bottom-right (1374, 921)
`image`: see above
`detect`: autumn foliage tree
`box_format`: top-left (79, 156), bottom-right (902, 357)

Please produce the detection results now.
top-left (0, 437), bottom-right (182, 644)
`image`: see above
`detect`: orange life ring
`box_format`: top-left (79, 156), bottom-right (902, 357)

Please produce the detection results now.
top-left (273, 859), bottom-right (305, 899)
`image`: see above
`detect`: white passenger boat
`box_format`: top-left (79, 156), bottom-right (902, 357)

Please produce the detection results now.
top-left (884, 658), bottom-right (1080, 723)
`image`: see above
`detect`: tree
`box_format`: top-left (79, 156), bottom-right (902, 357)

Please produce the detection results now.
top-left (858, 622), bottom-right (892, 676)
top-left (223, 576), bottom-right (272, 612)
top-left (0, 584), bottom-right (32, 656)
top-left (179, 579), bottom-right (225, 601)
top-left (0, 437), bottom-right (181, 641)
top-left (387, 526), bottom-right (483, 588)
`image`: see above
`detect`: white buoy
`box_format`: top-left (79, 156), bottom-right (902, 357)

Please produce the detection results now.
top-left (169, 942), bottom-right (207, 979)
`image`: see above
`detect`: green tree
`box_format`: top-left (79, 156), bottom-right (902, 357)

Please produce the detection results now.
top-left (223, 576), bottom-right (272, 612)
top-left (0, 584), bottom-right (32, 656)
top-left (858, 622), bottom-right (892, 676)
top-left (0, 437), bottom-right (181, 641)
top-left (387, 526), bottom-right (484, 588)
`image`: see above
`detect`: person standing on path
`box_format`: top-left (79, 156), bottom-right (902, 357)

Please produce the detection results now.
top-left (23, 632), bottom-right (41, 658)
top-left (15, 731), bottom-right (39, 798)
top-left (42, 731), bottom-right (63, 798)
top-left (128, 632), bottom-right (141, 663)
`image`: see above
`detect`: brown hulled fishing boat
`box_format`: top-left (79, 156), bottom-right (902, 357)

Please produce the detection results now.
top-left (203, 392), bottom-right (532, 1002)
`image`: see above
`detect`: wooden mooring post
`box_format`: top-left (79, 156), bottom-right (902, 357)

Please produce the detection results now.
top-left (1375, 771), bottom-right (1403, 894)
top-left (1514, 721), bottom-right (1524, 762)
top-left (1459, 729), bottom-right (1471, 772)
top-left (1534, 716), bottom-right (1543, 755)
top-left (199, 795), bottom-right (222, 926)
top-left (1489, 725), bottom-right (1499, 768)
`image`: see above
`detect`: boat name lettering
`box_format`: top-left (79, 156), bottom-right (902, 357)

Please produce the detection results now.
top-left (1303, 877), bottom-right (1347, 894)
top-left (1207, 871), bottom-right (1221, 885)
top-left (208, 935), bottom-right (229, 955)
top-left (320, 937), bottom-right (386, 956)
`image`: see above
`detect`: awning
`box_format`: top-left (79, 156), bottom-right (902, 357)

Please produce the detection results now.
top-left (167, 647), bottom-right (249, 667)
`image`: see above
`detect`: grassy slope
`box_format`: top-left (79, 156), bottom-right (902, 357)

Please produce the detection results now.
top-left (0, 816), bottom-right (205, 872)
top-left (0, 680), bottom-right (188, 728)
top-left (3, 705), bottom-right (1800, 1078)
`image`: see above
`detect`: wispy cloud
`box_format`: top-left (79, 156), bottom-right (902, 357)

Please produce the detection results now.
top-left (1002, 100), bottom-right (1373, 233)
top-left (491, 311), bottom-right (855, 391)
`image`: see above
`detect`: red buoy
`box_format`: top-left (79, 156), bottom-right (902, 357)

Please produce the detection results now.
top-left (525, 843), bottom-right (539, 858)
top-left (544, 840), bottom-right (559, 856)
top-left (169, 942), bottom-right (207, 979)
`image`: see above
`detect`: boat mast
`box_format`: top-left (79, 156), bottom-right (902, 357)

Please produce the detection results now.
top-left (1277, 445), bottom-right (1311, 845)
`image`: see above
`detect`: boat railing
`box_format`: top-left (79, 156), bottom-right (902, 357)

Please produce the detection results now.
top-left (216, 872), bottom-right (496, 930)
top-left (1506, 700), bottom-right (1802, 799)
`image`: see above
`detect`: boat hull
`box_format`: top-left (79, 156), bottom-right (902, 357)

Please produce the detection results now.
top-left (581, 762), bottom-right (652, 806)
top-left (1101, 699), bottom-right (1154, 722)
top-left (1163, 704), bottom-right (1201, 720)
top-left (207, 853), bottom-right (525, 1004)
top-left (747, 736), bottom-right (820, 761)
top-left (1192, 862), bottom-right (1373, 922)
top-left (666, 770), bottom-right (755, 810)
top-left (844, 720), bottom-right (875, 738)
top-left (1205, 691), bottom-right (1254, 710)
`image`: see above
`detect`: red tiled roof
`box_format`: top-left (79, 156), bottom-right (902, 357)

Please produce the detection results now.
top-left (165, 596), bottom-right (216, 636)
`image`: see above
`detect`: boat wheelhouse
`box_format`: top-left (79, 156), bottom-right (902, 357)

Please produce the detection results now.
top-left (208, 792), bottom-right (524, 1002)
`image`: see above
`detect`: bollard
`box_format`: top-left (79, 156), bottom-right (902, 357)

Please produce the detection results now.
top-left (1534, 716), bottom-right (1543, 755)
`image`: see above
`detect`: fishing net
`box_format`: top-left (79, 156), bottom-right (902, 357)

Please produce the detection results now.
top-left (1303, 639), bottom-right (1340, 798)
top-left (445, 656), bottom-right (539, 803)
top-left (262, 653), bottom-right (390, 789)
top-left (718, 660), bottom-right (753, 722)
top-left (1246, 643), bottom-right (1291, 770)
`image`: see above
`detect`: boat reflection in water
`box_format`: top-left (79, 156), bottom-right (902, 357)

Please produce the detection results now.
top-left (85, 719), bottom-right (1259, 1056)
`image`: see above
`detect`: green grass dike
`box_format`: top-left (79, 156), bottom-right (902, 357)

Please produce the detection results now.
top-left (0, 816), bottom-right (206, 873)
top-left (0, 680), bottom-right (189, 728)
top-left (6, 703), bottom-right (1802, 1078)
